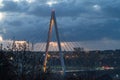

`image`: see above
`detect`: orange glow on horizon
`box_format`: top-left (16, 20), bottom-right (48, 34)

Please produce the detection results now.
top-left (50, 42), bottom-right (65, 47)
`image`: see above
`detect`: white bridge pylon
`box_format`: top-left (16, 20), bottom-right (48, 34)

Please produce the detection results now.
top-left (43, 10), bottom-right (66, 75)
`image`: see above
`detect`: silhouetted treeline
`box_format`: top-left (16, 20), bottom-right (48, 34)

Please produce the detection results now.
top-left (0, 49), bottom-right (120, 80)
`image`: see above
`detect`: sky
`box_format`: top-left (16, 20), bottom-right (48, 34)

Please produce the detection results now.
top-left (0, 0), bottom-right (120, 50)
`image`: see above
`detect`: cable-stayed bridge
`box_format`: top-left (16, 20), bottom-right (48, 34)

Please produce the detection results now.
top-left (33, 42), bottom-right (83, 52)
top-left (0, 10), bottom-right (120, 80)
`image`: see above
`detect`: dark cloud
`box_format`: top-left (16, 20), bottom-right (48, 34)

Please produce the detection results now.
top-left (0, 1), bottom-right (29, 12)
top-left (0, 0), bottom-right (120, 45)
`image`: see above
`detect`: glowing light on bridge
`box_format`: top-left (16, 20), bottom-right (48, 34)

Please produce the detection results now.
top-left (47, 54), bottom-right (51, 58)
top-left (50, 42), bottom-right (65, 47)
top-left (51, 19), bottom-right (54, 26)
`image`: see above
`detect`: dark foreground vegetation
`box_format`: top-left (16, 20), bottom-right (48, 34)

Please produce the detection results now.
top-left (0, 48), bottom-right (120, 80)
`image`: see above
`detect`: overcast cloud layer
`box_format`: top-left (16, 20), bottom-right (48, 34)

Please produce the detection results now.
top-left (0, 0), bottom-right (120, 50)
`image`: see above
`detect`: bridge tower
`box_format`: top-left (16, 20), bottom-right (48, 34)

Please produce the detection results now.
top-left (43, 10), bottom-right (65, 75)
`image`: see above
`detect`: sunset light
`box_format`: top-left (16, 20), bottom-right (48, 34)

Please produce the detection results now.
top-left (0, 36), bottom-right (3, 41)
top-left (46, 1), bottom-right (58, 7)
top-left (0, 13), bottom-right (4, 21)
